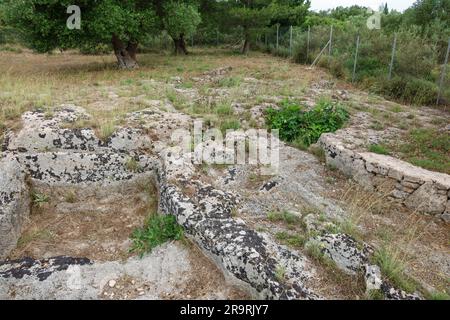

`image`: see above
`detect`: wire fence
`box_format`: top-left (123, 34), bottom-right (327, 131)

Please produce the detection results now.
top-left (256, 24), bottom-right (450, 107)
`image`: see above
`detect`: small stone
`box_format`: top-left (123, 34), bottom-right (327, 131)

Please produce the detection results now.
top-left (108, 280), bottom-right (116, 288)
top-left (441, 213), bottom-right (450, 223)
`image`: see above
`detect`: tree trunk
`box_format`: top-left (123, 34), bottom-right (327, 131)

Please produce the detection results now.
top-left (242, 38), bottom-right (250, 55)
top-left (112, 35), bottom-right (138, 69)
top-left (242, 29), bottom-right (250, 54)
top-left (173, 34), bottom-right (188, 55)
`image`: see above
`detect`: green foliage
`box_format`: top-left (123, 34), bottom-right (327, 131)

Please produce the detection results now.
top-left (163, 1), bottom-right (201, 39)
top-left (266, 100), bottom-right (349, 146)
top-left (130, 214), bottom-right (184, 256)
top-left (380, 76), bottom-right (438, 106)
top-left (1, 0), bottom-right (158, 52)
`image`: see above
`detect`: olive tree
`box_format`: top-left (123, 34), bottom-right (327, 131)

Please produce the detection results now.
top-left (162, 1), bottom-right (201, 55)
top-left (1, 0), bottom-right (158, 68)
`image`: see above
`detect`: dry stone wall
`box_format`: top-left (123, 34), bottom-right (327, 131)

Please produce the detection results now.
top-left (319, 133), bottom-right (450, 221)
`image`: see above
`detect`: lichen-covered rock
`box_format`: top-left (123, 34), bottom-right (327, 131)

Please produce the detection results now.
top-left (364, 264), bottom-right (383, 292)
top-left (363, 265), bottom-right (422, 300)
top-left (0, 155), bottom-right (30, 259)
top-left (309, 233), bottom-right (371, 275)
top-left (0, 256), bottom-right (91, 281)
top-left (18, 152), bottom-right (157, 186)
top-left (5, 107), bottom-right (152, 154)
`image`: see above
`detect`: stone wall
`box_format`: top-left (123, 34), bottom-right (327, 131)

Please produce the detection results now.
top-left (319, 133), bottom-right (450, 221)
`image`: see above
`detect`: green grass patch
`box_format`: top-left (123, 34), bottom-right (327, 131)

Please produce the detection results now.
top-left (368, 144), bottom-right (391, 155)
top-left (396, 128), bottom-right (450, 174)
top-left (220, 119), bottom-right (241, 133)
top-left (215, 103), bottom-right (233, 116)
top-left (267, 210), bottom-right (301, 225)
top-left (372, 246), bottom-right (417, 294)
top-left (130, 214), bottom-right (184, 256)
top-left (275, 231), bottom-right (306, 248)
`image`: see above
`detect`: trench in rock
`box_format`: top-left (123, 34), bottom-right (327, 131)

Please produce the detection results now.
top-left (8, 180), bottom-right (157, 262)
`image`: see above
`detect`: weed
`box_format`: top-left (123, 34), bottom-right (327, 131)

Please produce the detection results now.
top-left (266, 100), bottom-right (348, 146)
top-left (32, 192), bottom-right (50, 207)
top-left (130, 214), bottom-right (184, 256)
top-left (125, 157), bottom-right (141, 172)
top-left (428, 291), bottom-right (450, 300)
top-left (368, 144), bottom-right (390, 155)
top-left (366, 289), bottom-right (385, 300)
top-left (275, 231), bottom-right (306, 248)
top-left (267, 210), bottom-right (301, 225)
top-left (372, 245), bottom-right (417, 293)
top-left (220, 119), bottom-right (240, 134)
top-left (215, 103), bottom-right (233, 116)
top-left (64, 191), bottom-right (77, 204)
top-left (97, 122), bottom-right (116, 141)
top-left (274, 265), bottom-right (286, 283)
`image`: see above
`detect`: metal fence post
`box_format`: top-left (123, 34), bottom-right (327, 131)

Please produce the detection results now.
top-left (307, 25), bottom-right (310, 62)
top-left (216, 29), bottom-right (219, 47)
top-left (388, 33), bottom-right (397, 80)
top-left (289, 26), bottom-right (293, 56)
top-left (329, 25), bottom-right (333, 56)
top-left (276, 24), bottom-right (279, 50)
top-left (352, 35), bottom-right (360, 83)
top-left (437, 37), bottom-right (450, 105)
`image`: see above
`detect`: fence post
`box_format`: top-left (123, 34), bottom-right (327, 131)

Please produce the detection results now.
top-left (289, 26), bottom-right (293, 56)
top-left (352, 35), bottom-right (360, 83)
top-left (388, 33), bottom-right (397, 80)
top-left (216, 29), bottom-right (219, 47)
top-left (276, 24), bottom-right (279, 50)
top-left (329, 25), bottom-right (333, 56)
top-left (307, 26), bottom-right (311, 59)
top-left (437, 37), bottom-right (450, 105)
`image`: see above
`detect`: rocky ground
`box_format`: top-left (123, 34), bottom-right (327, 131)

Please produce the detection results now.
top-left (0, 49), bottom-right (448, 300)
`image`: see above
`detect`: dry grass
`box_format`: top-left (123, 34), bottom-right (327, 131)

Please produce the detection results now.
top-left (332, 179), bottom-right (450, 295)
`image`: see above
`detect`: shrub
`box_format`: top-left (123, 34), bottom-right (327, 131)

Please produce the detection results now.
top-left (130, 214), bottom-right (184, 256)
top-left (266, 100), bottom-right (349, 146)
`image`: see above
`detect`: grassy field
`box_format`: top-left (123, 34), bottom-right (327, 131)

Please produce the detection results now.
top-left (0, 47), bottom-right (449, 174)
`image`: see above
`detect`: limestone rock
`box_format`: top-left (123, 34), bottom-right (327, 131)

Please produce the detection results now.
top-left (310, 233), bottom-right (370, 275)
top-left (405, 182), bottom-right (447, 215)
top-left (0, 155), bottom-right (30, 259)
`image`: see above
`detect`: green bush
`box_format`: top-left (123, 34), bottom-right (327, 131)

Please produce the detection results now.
top-left (380, 76), bottom-right (438, 106)
top-left (130, 214), bottom-right (184, 256)
top-left (266, 100), bottom-right (349, 146)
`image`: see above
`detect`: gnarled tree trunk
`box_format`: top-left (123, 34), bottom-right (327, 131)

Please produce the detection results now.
top-left (173, 34), bottom-right (188, 55)
top-left (112, 35), bottom-right (139, 69)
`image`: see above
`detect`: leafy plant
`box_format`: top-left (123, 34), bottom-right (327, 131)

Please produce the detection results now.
top-left (130, 214), bottom-right (184, 256)
top-left (266, 100), bottom-right (349, 146)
